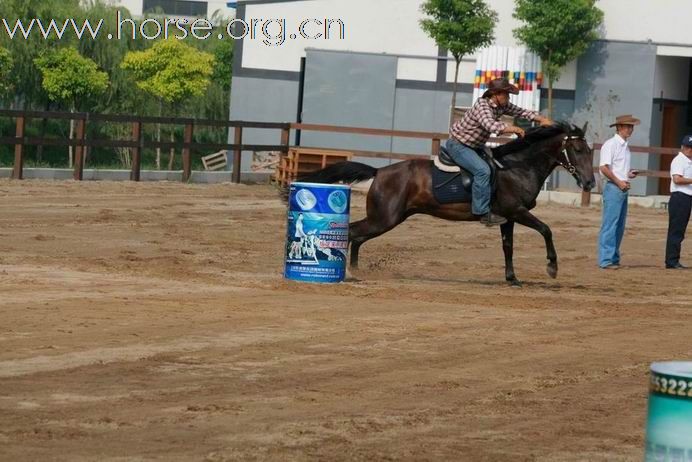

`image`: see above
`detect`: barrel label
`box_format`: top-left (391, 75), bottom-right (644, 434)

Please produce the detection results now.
top-left (284, 183), bottom-right (350, 283)
top-left (650, 372), bottom-right (692, 401)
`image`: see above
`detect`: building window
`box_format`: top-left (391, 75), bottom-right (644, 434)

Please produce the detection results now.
top-left (143, 0), bottom-right (207, 17)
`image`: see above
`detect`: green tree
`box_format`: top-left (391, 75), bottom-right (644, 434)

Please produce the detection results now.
top-left (77, 1), bottom-right (148, 115)
top-left (0, 47), bottom-right (13, 101)
top-left (121, 39), bottom-right (215, 169)
top-left (420, 0), bottom-right (496, 125)
top-left (212, 40), bottom-right (233, 93)
top-left (35, 47), bottom-right (109, 167)
top-left (0, 0), bottom-right (81, 108)
top-left (513, 0), bottom-right (603, 118)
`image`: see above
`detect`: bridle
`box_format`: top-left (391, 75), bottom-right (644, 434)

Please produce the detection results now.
top-left (540, 133), bottom-right (589, 188)
top-left (555, 135), bottom-right (583, 175)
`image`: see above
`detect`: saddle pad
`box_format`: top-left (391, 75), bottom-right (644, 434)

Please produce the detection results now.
top-left (431, 164), bottom-right (472, 204)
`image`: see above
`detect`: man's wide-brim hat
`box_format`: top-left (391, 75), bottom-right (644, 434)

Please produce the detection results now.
top-left (609, 114), bottom-right (641, 127)
top-left (482, 78), bottom-right (520, 98)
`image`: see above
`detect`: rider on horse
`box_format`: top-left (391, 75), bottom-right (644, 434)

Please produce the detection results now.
top-left (447, 78), bottom-right (553, 226)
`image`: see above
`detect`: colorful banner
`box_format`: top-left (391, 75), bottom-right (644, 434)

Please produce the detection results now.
top-left (472, 46), bottom-right (543, 112)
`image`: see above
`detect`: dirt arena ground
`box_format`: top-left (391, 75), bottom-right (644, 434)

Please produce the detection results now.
top-left (1, 179), bottom-right (690, 461)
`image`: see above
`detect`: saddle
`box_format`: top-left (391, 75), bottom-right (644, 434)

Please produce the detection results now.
top-left (430, 145), bottom-right (503, 204)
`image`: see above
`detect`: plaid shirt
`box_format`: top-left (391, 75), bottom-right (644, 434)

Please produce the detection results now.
top-left (450, 97), bottom-right (538, 148)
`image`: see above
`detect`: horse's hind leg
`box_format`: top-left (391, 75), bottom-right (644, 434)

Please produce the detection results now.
top-left (348, 170), bottom-right (411, 270)
top-left (349, 219), bottom-right (380, 269)
top-left (500, 221), bottom-right (521, 287)
top-left (349, 214), bottom-right (405, 269)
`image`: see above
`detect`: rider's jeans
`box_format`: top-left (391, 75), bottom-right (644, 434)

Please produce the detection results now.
top-left (445, 138), bottom-right (491, 215)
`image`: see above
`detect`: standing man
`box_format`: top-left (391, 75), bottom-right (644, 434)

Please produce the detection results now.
top-left (447, 78), bottom-right (553, 226)
top-left (598, 114), bottom-right (641, 269)
top-left (664, 134), bottom-right (692, 269)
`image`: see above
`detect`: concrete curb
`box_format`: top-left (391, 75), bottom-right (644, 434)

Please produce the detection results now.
top-left (0, 168), bottom-right (269, 184)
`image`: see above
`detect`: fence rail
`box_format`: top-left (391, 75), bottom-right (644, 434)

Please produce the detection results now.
top-left (581, 142), bottom-right (677, 206)
top-left (0, 110), bottom-right (679, 199)
top-left (0, 109), bottom-right (290, 183)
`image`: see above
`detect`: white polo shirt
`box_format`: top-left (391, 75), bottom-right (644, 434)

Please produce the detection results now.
top-left (599, 134), bottom-right (631, 181)
top-left (670, 152), bottom-right (692, 196)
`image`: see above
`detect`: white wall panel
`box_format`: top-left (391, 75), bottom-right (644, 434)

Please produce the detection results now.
top-left (397, 58), bottom-right (437, 82)
top-left (242, 0), bottom-right (438, 72)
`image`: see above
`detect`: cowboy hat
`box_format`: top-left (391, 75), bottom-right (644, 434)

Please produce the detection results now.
top-left (609, 114), bottom-right (641, 127)
top-left (482, 78), bottom-right (520, 98)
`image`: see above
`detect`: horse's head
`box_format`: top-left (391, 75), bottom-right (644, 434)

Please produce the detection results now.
top-left (558, 122), bottom-right (595, 192)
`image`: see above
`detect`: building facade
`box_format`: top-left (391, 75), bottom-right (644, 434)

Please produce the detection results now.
top-left (110, 0), bottom-right (235, 18)
top-left (229, 0), bottom-right (692, 195)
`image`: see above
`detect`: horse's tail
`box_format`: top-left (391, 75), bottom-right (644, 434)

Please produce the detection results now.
top-left (279, 161), bottom-right (378, 201)
top-left (299, 161), bottom-right (378, 184)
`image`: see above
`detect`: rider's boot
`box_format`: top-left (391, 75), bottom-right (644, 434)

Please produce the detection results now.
top-left (479, 212), bottom-right (507, 226)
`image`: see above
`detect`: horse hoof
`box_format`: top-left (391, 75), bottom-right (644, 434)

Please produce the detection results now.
top-left (547, 264), bottom-right (558, 279)
top-left (508, 279), bottom-right (522, 288)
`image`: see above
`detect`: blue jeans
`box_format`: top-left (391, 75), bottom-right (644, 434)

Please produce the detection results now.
top-left (445, 139), bottom-right (491, 215)
top-left (598, 181), bottom-right (628, 267)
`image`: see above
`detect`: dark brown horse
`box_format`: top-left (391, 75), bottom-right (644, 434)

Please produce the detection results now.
top-left (291, 123), bottom-right (595, 286)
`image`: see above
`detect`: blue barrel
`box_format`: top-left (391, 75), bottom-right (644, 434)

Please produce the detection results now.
top-left (284, 182), bottom-right (350, 283)
top-left (645, 362), bottom-right (692, 461)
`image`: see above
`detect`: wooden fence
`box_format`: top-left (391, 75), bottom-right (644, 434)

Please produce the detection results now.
top-left (0, 109), bottom-right (290, 183)
top-left (0, 110), bottom-right (679, 204)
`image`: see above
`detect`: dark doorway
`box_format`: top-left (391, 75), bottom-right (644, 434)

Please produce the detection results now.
top-left (659, 102), bottom-right (679, 194)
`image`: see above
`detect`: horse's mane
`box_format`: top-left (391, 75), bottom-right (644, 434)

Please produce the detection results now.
top-left (494, 122), bottom-right (584, 158)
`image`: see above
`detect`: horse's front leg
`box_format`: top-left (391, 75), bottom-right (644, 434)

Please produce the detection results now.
top-left (512, 209), bottom-right (558, 279)
top-left (500, 221), bottom-right (521, 286)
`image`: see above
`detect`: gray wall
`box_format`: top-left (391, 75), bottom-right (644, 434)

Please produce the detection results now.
top-left (300, 50), bottom-right (398, 167)
top-left (228, 76), bottom-right (300, 171)
top-left (391, 86), bottom-right (462, 158)
top-left (574, 40), bottom-right (658, 195)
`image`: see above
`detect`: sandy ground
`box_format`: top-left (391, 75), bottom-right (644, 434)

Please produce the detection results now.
top-left (0, 179), bottom-right (690, 461)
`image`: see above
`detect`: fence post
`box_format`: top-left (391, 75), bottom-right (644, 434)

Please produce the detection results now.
top-left (581, 191), bottom-right (591, 207)
top-left (73, 115), bottom-right (87, 181)
top-left (12, 116), bottom-right (26, 180)
top-left (130, 121), bottom-right (142, 181)
top-left (281, 126), bottom-right (290, 149)
top-left (431, 137), bottom-right (441, 158)
top-left (232, 126), bottom-right (243, 184)
top-left (182, 121), bottom-right (193, 182)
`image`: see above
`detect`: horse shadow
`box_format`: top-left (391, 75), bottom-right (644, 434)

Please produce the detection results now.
top-left (348, 272), bottom-right (599, 291)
